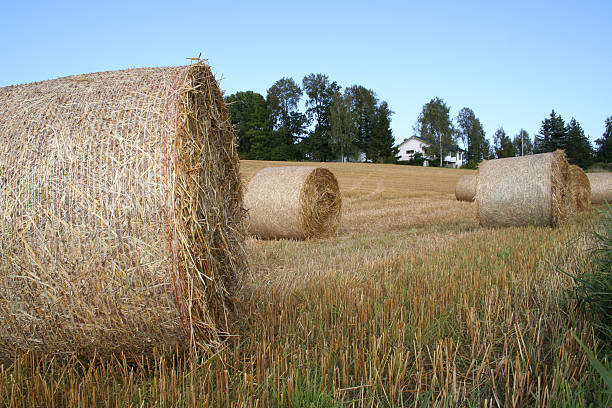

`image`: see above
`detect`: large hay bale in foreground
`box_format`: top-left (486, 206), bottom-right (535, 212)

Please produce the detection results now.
top-left (0, 62), bottom-right (245, 360)
top-left (476, 151), bottom-right (573, 227)
top-left (455, 174), bottom-right (477, 201)
top-left (244, 166), bottom-right (341, 239)
top-left (569, 165), bottom-right (591, 212)
top-left (587, 172), bottom-right (612, 204)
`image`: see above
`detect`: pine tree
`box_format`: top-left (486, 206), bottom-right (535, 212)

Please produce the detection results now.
top-left (370, 101), bottom-right (397, 163)
top-left (535, 110), bottom-right (567, 153)
top-left (595, 116), bottom-right (612, 163)
top-left (565, 118), bottom-right (593, 168)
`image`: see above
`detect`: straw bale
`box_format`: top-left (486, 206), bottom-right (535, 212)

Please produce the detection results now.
top-left (476, 151), bottom-right (573, 227)
top-left (587, 172), bottom-right (612, 204)
top-left (244, 166), bottom-right (341, 239)
top-left (455, 174), bottom-right (477, 201)
top-left (0, 62), bottom-right (246, 360)
top-left (568, 165), bottom-right (591, 212)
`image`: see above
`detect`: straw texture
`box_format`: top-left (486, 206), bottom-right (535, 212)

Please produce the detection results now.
top-left (244, 166), bottom-right (341, 239)
top-left (476, 151), bottom-right (573, 228)
top-left (455, 174), bottom-right (477, 201)
top-left (0, 62), bottom-right (246, 360)
top-left (568, 165), bottom-right (591, 212)
top-left (587, 172), bottom-right (612, 204)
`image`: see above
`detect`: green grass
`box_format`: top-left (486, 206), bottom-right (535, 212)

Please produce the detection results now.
top-left (570, 204), bottom-right (612, 344)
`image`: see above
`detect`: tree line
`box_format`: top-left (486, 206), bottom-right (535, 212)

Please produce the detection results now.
top-left (226, 83), bottom-right (612, 169)
top-left (411, 97), bottom-right (611, 169)
top-left (225, 74), bottom-right (397, 163)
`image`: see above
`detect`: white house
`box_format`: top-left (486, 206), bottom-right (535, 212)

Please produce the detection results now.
top-left (396, 136), bottom-right (465, 168)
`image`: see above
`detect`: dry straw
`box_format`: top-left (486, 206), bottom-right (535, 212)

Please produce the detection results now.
top-left (568, 165), bottom-right (591, 212)
top-left (476, 150), bottom-right (574, 228)
top-left (455, 174), bottom-right (477, 201)
top-left (244, 166), bottom-right (341, 239)
top-left (0, 62), bottom-right (246, 360)
top-left (587, 172), bottom-right (612, 204)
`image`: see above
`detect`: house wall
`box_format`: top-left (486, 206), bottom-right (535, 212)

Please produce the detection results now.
top-left (397, 138), bottom-right (428, 161)
top-left (397, 137), bottom-right (464, 168)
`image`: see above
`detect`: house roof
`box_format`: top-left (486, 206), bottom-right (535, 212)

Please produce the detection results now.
top-left (398, 135), bottom-right (464, 152)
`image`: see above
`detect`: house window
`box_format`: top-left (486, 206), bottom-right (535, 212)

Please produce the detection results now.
top-left (406, 149), bottom-right (414, 155)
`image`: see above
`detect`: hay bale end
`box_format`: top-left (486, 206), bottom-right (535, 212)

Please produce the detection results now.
top-left (569, 165), bottom-right (591, 212)
top-left (455, 174), bottom-right (477, 201)
top-left (244, 166), bottom-right (341, 240)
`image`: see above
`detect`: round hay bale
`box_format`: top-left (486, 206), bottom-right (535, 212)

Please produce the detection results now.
top-left (569, 165), bottom-right (591, 212)
top-left (244, 166), bottom-right (341, 239)
top-left (455, 174), bottom-right (477, 201)
top-left (0, 62), bottom-right (246, 360)
top-left (476, 150), bottom-right (573, 228)
top-left (587, 172), bottom-right (612, 204)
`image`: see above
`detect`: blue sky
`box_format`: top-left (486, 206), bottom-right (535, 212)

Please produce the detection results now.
top-left (1, 1), bottom-right (610, 147)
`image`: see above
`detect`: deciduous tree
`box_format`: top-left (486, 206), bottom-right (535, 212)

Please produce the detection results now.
top-left (302, 74), bottom-right (340, 161)
top-left (416, 97), bottom-right (456, 166)
top-left (225, 91), bottom-right (272, 159)
top-left (493, 127), bottom-right (516, 158)
top-left (512, 129), bottom-right (533, 156)
top-left (345, 85), bottom-right (377, 161)
top-left (456, 107), bottom-right (487, 166)
top-left (266, 78), bottom-right (306, 160)
top-left (329, 90), bottom-right (358, 161)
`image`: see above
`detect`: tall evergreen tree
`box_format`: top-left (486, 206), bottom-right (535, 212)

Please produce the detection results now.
top-left (456, 107), bottom-right (487, 165)
top-left (301, 74), bottom-right (340, 161)
top-left (225, 91), bottom-right (273, 159)
top-left (266, 78), bottom-right (306, 160)
top-left (534, 110), bottom-right (567, 153)
top-left (595, 116), bottom-right (612, 163)
top-left (415, 97), bottom-right (456, 166)
top-left (512, 129), bottom-right (533, 156)
top-left (493, 127), bottom-right (516, 158)
top-left (565, 118), bottom-right (593, 168)
top-left (369, 101), bottom-right (397, 163)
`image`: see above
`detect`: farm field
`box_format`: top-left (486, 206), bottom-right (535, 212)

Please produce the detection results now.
top-left (0, 160), bottom-right (608, 407)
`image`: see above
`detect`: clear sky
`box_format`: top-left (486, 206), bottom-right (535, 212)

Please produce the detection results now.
top-left (1, 0), bottom-right (610, 147)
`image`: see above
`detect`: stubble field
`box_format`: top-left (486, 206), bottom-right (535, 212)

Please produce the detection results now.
top-left (0, 160), bottom-right (607, 407)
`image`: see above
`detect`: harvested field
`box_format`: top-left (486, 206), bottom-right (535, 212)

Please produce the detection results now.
top-left (0, 161), bottom-right (606, 407)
